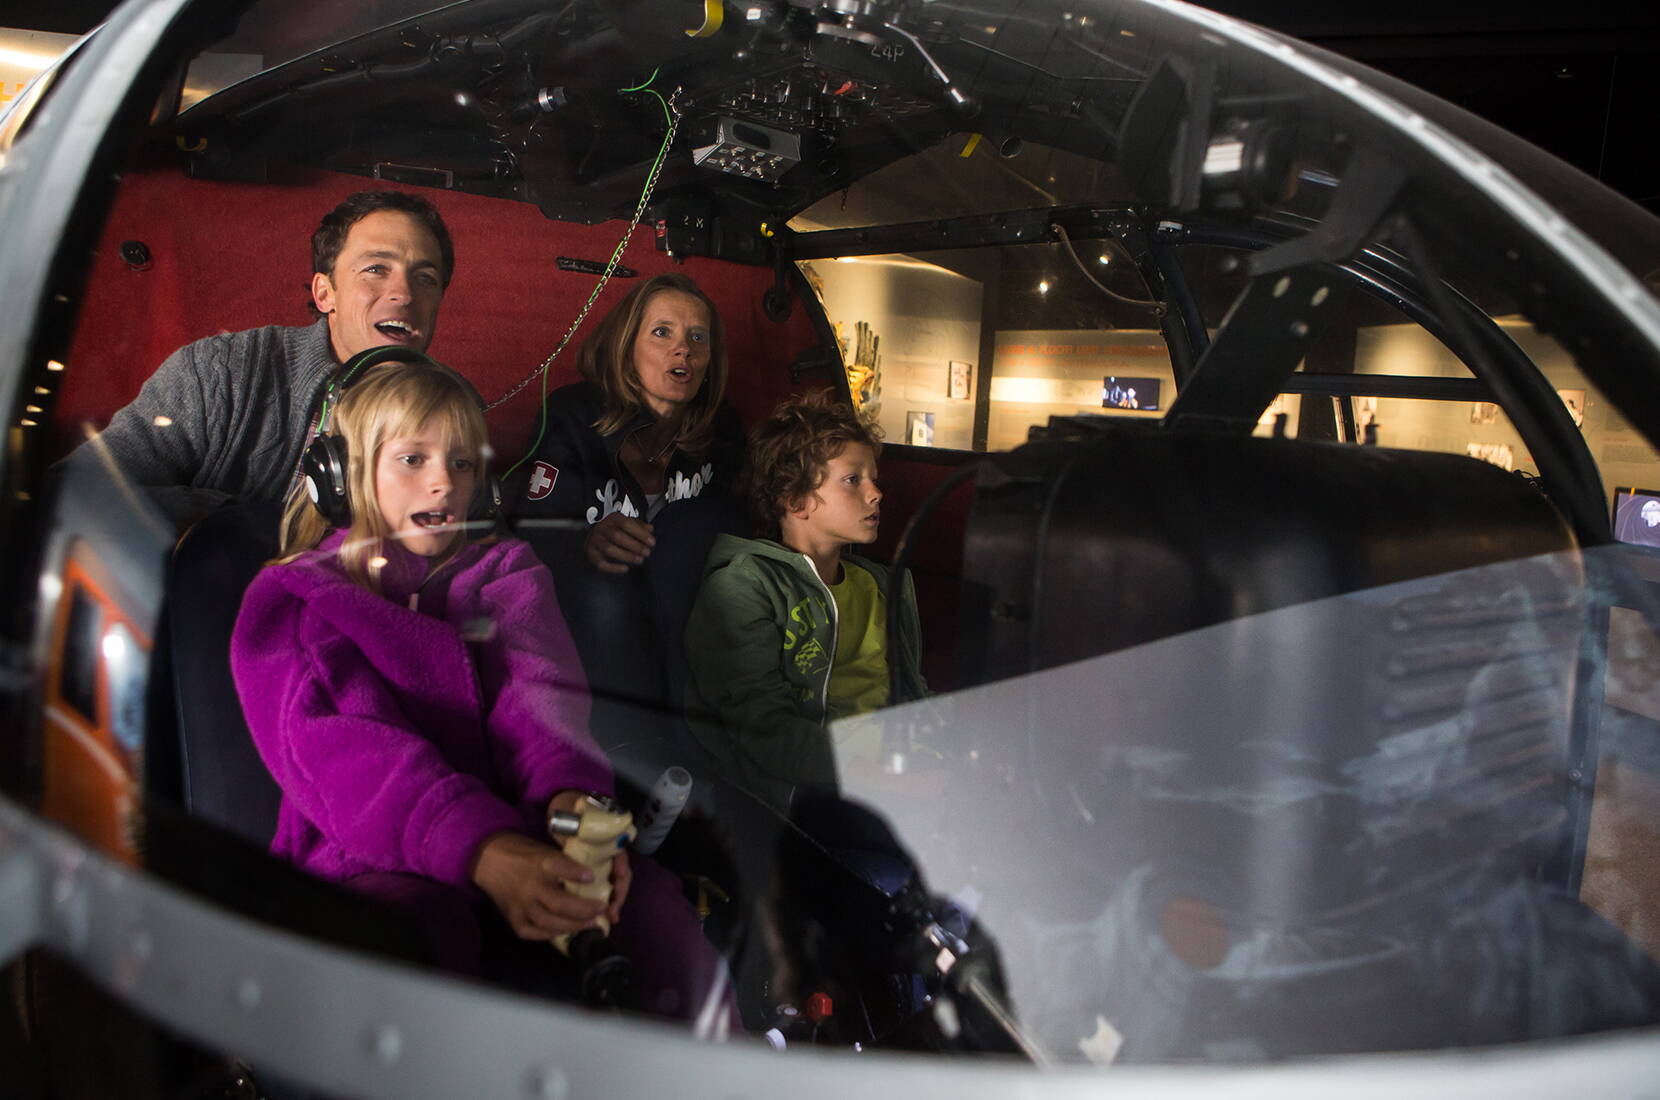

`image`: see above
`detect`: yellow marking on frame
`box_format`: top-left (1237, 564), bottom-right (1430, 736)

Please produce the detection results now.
top-left (686, 0), bottom-right (724, 37)
top-left (960, 134), bottom-right (983, 158)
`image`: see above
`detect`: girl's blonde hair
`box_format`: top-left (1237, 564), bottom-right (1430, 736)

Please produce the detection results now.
top-left (578, 272), bottom-right (729, 455)
top-left (278, 357), bottom-right (491, 590)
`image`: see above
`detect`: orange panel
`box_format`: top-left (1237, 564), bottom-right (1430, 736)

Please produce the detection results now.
top-left (41, 556), bottom-right (150, 862)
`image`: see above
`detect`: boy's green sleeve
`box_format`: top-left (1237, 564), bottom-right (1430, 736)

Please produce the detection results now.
top-left (685, 566), bottom-right (835, 792)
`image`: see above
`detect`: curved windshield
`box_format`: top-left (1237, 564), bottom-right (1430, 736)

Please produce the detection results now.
top-left (832, 541), bottom-right (1660, 1062)
top-left (6, 0), bottom-right (1660, 1091)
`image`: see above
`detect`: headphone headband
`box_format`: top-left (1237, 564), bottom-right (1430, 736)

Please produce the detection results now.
top-left (337, 345), bottom-right (431, 391)
top-left (316, 345), bottom-right (434, 439)
top-left (303, 346), bottom-right (499, 530)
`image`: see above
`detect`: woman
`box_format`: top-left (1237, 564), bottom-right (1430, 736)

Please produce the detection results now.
top-left (515, 273), bottom-right (745, 747)
top-left (516, 272), bottom-right (743, 572)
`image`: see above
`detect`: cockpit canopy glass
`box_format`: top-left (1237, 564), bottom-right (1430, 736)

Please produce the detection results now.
top-left (14, 0), bottom-right (1660, 1080)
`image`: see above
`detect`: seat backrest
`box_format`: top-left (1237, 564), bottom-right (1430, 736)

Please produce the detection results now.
top-left (515, 495), bottom-right (745, 789)
top-left (959, 429), bottom-right (1579, 681)
top-left (955, 428), bottom-right (1588, 918)
top-left (169, 502), bottom-right (284, 847)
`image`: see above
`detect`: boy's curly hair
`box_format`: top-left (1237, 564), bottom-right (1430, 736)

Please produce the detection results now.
top-left (745, 390), bottom-right (883, 538)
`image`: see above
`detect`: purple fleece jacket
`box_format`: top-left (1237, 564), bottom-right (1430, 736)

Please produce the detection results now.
top-left (231, 533), bottom-right (611, 889)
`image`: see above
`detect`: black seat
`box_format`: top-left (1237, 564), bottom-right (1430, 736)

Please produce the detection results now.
top-left (957, 427), bottom-right (1591, 912)
top-left (168, 501), bottom-right (284, 846)
top-left (164, 503), bottom-right (496, 976)
top-left (959, 427), bottom-right (1581, 681)
top-left (159, 503), bottom-right (440, 1100)
top-left (516, 495), bottom-right (745, 792)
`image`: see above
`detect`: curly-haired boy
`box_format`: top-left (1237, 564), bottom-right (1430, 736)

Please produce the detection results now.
top-left (683, 390), bottom-right (925, 812)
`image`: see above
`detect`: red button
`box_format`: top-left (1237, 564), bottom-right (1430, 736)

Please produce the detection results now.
top-left (805, 992), bottom-right (833, 1022)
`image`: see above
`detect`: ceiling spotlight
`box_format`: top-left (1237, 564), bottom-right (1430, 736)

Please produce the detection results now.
top-left (1038, 279), bottom-right (1050, 294)
top-left (1098, 253), bottom-right (1112, 265)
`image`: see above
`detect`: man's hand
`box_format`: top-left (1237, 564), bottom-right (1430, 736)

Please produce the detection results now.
top-left (470, 831), bottom-right (606, 941)
top-left (583, 513), bottom-right (655, 573)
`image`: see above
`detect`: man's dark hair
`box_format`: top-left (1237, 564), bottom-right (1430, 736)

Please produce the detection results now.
top-left (310, 191), bottom-right (455, 292)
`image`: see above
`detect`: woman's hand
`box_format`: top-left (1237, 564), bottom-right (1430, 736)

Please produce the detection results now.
top-left (583, 512), bottom-right (656, 573)
top-left (470, 831), bottom-right (607, 941)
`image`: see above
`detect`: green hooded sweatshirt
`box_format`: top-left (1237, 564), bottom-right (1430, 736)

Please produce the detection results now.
top-left (684, 533), bottom-right (926, 811)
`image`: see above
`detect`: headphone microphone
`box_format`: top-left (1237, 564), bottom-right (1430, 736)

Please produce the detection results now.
top-left (300, 346), bottom-right (501, 530)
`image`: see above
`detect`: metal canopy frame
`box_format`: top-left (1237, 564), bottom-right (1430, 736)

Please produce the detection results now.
top-left (5, 792), bottom-right (1660, 1098)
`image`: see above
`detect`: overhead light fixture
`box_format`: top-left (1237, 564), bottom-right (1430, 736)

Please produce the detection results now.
top-left (1038, 279), bottom-right (1050, 295)
top-left (691, 116), bottom-right (802, 182)
top-left (1098, 253), bottom-right (1112, 265)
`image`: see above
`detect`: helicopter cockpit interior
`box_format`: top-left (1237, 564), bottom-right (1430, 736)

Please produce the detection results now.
top-left (5, 0), bottom-right (1660, 1094)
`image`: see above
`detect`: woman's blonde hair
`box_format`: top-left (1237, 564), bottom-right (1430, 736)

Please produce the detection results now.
top-left (578, 273), bottom-right (728, 455)
top-left (278, 357), bottom-right (491, 590)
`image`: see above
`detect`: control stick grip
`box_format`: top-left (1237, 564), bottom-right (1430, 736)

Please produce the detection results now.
top-left (547, 795), bottom-right (636, 953)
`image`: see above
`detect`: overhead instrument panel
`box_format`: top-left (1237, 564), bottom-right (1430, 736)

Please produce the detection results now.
top-left (163, 0), bottom-right (1190, 222)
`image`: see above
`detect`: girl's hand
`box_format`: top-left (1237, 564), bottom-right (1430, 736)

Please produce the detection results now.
top-left (584, 513), bottom-right (655, 573)
top-left (544, 788), bottom-right (631, 925)
top-left (470, 831), bottom-right (607, 941)
top-left (606, 848), bottom-right (632, 925)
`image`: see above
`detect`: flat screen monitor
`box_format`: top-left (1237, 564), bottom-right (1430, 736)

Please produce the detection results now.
top-left (1612, 486), bottom-right (1660, 547)
top-left (1103, 376), bottom-right (1161, 411)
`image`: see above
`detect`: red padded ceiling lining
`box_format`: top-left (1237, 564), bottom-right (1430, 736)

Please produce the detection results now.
top-left (55, 168), bottom-right (820, 463)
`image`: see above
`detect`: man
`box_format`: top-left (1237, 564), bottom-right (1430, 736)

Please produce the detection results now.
top-left (69, 190), bottom-right (452, 524)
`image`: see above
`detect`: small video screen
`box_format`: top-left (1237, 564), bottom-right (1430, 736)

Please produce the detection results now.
top-left (1612, 487), bottom-right (1660, 548)
top-left (1103, 376), bottom-right (1161, 411)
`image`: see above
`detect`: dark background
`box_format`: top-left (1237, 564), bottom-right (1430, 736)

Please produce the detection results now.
top-left (8, 0), bottom-right (1660, 215)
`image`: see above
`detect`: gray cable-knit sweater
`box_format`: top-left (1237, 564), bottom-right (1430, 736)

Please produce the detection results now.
top-left (66, 319), bottom-right (338, 525)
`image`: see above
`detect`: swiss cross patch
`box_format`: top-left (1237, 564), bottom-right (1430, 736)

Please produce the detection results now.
top-left (526, 461), bottom-right (559, 500)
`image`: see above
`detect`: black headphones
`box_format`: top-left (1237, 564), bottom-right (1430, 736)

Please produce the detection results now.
top-left (301, 346), bottom-right (502, 530)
